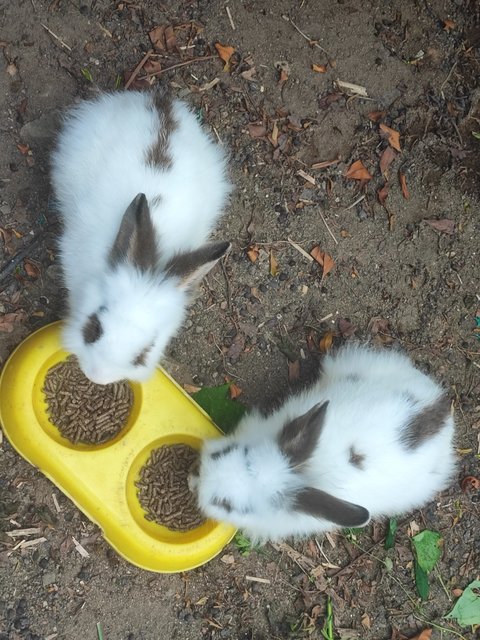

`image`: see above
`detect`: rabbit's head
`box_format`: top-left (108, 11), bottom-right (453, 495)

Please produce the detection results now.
top-left (190, 401), bottom-right (370, 539)
top-left (63, 193), bottom-right (230, 384)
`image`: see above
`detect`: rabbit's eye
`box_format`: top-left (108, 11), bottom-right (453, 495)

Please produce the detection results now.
top-left (132, 343), bottom-right (154, 367)
top-left (83, 313), bottom-right (103, 344)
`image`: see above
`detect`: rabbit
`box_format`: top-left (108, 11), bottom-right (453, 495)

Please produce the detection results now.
top-left (51, 88), bottom-right (231, 384)
top-left (190, 345), bottom-right (456, 541)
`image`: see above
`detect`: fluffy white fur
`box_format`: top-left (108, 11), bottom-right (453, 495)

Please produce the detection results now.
top-left (51, 90), bottom-right (231, 384)
top-left (193, 346), bottom-right (456, 541)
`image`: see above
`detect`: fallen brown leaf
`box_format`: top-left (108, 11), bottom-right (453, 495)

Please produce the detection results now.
top-left (275, 60), bottom-right (290, 86)
top-left (23, 258), bottom-right (41, 278)
top-left (269, 250), bottom-right (279, 276)
top-left (319, 332), bottom-right (334, 353)
top-left (17, 143), bottom-right (30, 156)
top-left (310, 246), bottom-right (335, 276)
top-left (424, 218), bottom-right (455, 235)
top-left (443, 18), bottom-right (455, 31)
top-left (380, 123), bottom-right (401, 152)
top-left (380, 146), bottom-right (397, 176)
top-left (410, 630), bottom-right (432, 640)
top-left (368, 110), bottom-right (386, 122)
top-left (229, 383), bottom-right (243, 399)
top-left (149, 25), bottom-right (176, 52)
top-left (338, 317), bottom-right (357, 337)
top-left (215, 42), bottom-right (235, 70)
top-left (183, 383), bottom-right (202, 394)
top-left (345, 159), bottom-right (372, 181)
top-left (246, 245), bottom-right (259, 262)
top-left (399, 171), bottom-right (410, 199)
top-left (0, 311), bottom-right (27, 333)
top-left (247, 122), bottom-right (267, 138)
top-left (0, 227), bottom-right (16, 255)
top-left (312, 63), bottom-right (328, 73)
top-left (460, 475), bottom-right (480, 492)
top-left (368, 317), bottom-right (394, 345)
top-left (377, 183), bottom-right (389, 206)
top-left (240, 67), bottom-right (256, 81)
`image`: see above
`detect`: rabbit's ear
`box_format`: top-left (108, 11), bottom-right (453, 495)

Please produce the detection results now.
top-left (292, 487), bottom-right (370, 527)
top-left (165, 241), bottom-right (231, 289)
top-left (278, 401), bottom-right (329, 466)
top-left (109, 193), bottom-right (159, 272)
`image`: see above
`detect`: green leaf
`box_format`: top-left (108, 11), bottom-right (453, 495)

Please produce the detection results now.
top-left (411, 529), bottom-right (442, 572)
top-left (385, 517), bottom-right (398, 550)
top-left (81, 68), bottom-right (93, 82)
top-left (446, 580), bottom-right (480, 626)
top-left (472, 131), bottom-right (480, 140)
top-left (191, 384), bottom-right (246, 434)
top-left (414, 562), bottom-right (430, 600)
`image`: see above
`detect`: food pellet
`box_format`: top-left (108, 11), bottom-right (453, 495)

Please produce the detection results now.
top-left (42, 355), bottom-right (133, 445)
top-left (136, 444), bottom-right (205, 532)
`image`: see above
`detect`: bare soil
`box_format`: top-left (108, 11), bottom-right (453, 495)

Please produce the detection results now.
top-left (1, 1), bottom-right (479, 639)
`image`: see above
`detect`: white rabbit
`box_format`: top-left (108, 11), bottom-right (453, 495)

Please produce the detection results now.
top-left (51, 88), bottom-right (231, 384)
top-left (191, 345), bottom-right (456, 541)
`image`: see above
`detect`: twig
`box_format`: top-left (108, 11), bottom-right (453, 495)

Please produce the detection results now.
top-left (311, 157), bottom-right (340, 170)
top-left (225, 6), bottom-right (235, 30)
top-left (245, 575), bottom-right (270, 584)
top-left (318, 210), bottom-right (338, 245)
top-left (145, 55), bottom-right (216, 78)
top-left (335, 79), bottom-right (368, 98)
top-left (41, 24), bottom-right (72, 51)
top-left (282, 14), bottom-right (330, 57)
top-left (318, 313), bottom-right (334, 323)
top-left (124, 50), bottom-right (153, 89)
top-left (345, 194), bottom-right (365, 210)
top-left (287, 237), bottom-right (314, 262)
top-left (0, 233), bottom-right (46, 284)
top-left (6, 527), bottom-right (42, 538)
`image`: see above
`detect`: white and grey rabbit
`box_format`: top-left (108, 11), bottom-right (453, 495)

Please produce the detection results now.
top-left (51, 89), bottom-right (231, 384)
top-left (190, 346), bottom-right (456, 541)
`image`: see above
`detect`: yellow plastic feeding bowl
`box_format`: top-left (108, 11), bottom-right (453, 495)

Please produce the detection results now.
top-left (0, 322), bottom-right (236, 572)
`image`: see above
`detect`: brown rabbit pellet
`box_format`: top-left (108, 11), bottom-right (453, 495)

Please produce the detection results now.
top-left (42, 355), bottom-right (133, 445)
top-left (136, 444), bottom-right (205, 532)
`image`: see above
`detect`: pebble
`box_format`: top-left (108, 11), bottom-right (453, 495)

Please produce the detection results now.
top-left (42, 571), bottom-right (57, 587)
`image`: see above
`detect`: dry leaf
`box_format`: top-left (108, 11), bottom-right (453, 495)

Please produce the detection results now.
top-left (338, 317), bottom-right (357, 337)
top-left (23, 258), bottom-right (41, 278)
top-left (319, 332), bottom-right (334, 353)
top-left (288, 360), bottom-right (300, 381)
top-left (183, 383), bottom-right (201, 394)
top-left (17, 143), bottom-right (30, 156)
top-left (460, 475), bottom-right (480, 492)
top-left (377, 183), bottom-right (389, 206)
top-left (361, 613), bottom-right (371, 629)
top-left (380, 146), bottom-right (397, 176)
top-left (310, 246), bottom-right (335, 277)
top-left (215, 42), bottom-right (235, 70)
top-left (275, 60), bottom-right (290, 86)
top-left (296, 169), bottom-right (315, 185)
top-left (368, 317), bottom-right (394, 345)
top-left (0, 310), bottom-right (27, 333)
top-left (399, 172), bottom-right (410, 199)
top-left (380, 123), bottom-right (401, 152)
top-left (0, 227), bottom-right (16, 255)
top-left (368, 110), bottom-right (386, 122)
top-left (312, 63), bottom-right (328, 73)
top-left (195, 596), bottom-right (208, 606)
top-left (220, 554), bottom-right (235, 565)
top-left (345, 159), bottom-right (372, 181)
top-left (229, 383), bottom-right (243, 400)
top-left (269, 250), bottom-right (279, 276)
top-left (247, 122), bottom-right (267, 138)
top-left (443, 19), bottom-right (455, 31)
top-left (424, 218), bottom-right (455, 235)
top-left (149, 25), bottom-right (176, 52)
top-left (246, 245), bottom-right (259, 262)
top-left (240, 67), bottom-right (256, 81)
top-left (6, 62), bottom-right (17, 77)
top-left (410, 630), bottom-right (432, 640)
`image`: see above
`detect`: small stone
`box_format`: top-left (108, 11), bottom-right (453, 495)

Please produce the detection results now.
top-left (195, 325), bottom-right (204, 334)
top-left (42, 572), bottom-right (57, 587)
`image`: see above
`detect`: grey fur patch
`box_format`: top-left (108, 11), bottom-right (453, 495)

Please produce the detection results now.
top-left (212, 496), bottom-right (233, 513)
top-left (278, 401), bottom-right (329, 467)
top-left (210, 443), bottom-right (239, 460)
top-left (349, 446), bottom-right (365, 469)
top-left (345, 373), bottom-right (360, 383)
top-left (109, 193), bottom-right (159, 272)
top-left (83, 313), bottom-right (103, 344)
top-left (400, 395), bottom-right (451, 450)
top-left (293, 487), bottom-right (370, 527)
top-left (132, 343), bottom-right (153, 367)
top-left (165, 241), bottom-right (231, 284)
top-left (146, 89), bottom-right (176, 169)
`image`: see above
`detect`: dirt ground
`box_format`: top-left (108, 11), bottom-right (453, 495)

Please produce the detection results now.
top-left (1, 1), bottom-right (480, 639)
